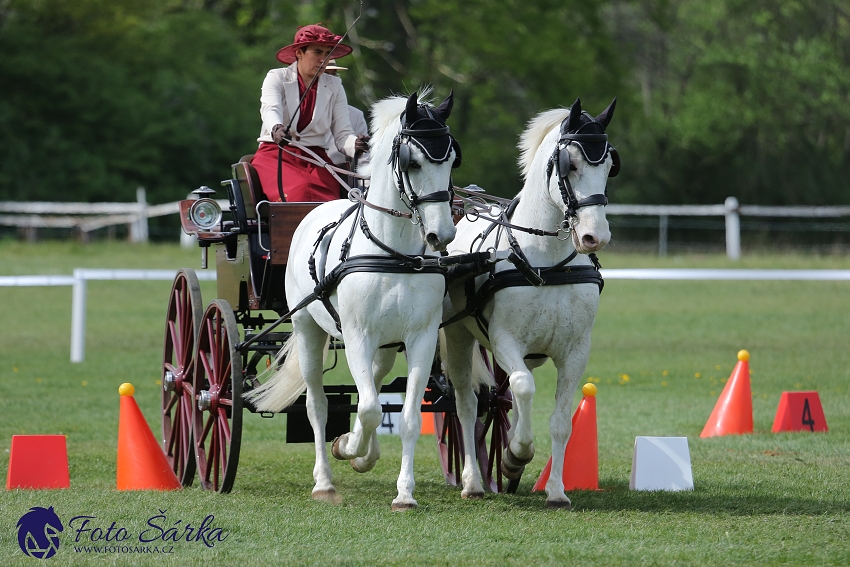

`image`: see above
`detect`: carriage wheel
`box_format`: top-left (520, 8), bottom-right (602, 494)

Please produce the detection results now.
top-left (475, 351), bottom-right (517, 493)
top-left (435, 348), bottom-right (515, 493)
top-left (161, 269), bottom-right (202, 486)
top-left (435, 410), bottom-right (464, 486)
top-left (192, 299), bottom-right (243, 493)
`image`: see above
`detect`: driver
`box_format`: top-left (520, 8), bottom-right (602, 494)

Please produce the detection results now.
top-left (250, 24), bottom-right (369, 202)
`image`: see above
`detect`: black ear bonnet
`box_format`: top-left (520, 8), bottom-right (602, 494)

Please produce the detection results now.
top-left (549, 109), bottom-right (620, 179)
top-left (392, 103), bottom-right (461, 172)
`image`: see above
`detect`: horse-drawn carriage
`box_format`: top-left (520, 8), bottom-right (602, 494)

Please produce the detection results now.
top-left (161, 93), bottom-right (515, 497)
top-left (160, 92), bottom-right (617, 509)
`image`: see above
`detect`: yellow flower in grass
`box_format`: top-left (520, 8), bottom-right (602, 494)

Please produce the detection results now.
top-left (81, 381), bottom-right (88, 387)
top-left (695, 372), bottom-right (701, 378)
top-left (662, 370), bottom-right (669, 376)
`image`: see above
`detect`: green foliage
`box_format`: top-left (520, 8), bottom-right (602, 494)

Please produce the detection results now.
top-left (1, 0), bottom-right (848, 207)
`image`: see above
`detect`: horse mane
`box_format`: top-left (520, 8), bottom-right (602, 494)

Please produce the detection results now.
top-left (369, 86), bottom-right (435, 140)
top-left (517, 108), bottom-right (570, 180)
top-left (359, 87), bottom-right (435, 179)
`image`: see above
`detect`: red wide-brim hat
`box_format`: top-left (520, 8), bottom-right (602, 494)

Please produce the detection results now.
top-left (276, 24), bottom-right (353, 64)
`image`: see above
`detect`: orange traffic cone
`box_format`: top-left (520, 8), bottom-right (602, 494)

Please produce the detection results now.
top-left (420, 389), bottom-right (435, 435)
top-left (700, 350), bottom-right (753, 438)
top-left (117, 383), bottom-right (181, 490)
top-left (532, 383), bottom-right (598, 492)
top-left (6, 435), bottom-right (70, 490)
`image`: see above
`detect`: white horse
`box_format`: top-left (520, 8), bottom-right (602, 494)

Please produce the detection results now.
top-left (441, 98), bottom-right (617, 508)
top-left (246, 90), bottom-right (459, 510)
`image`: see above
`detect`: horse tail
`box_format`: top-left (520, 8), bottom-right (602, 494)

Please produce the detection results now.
top-left (244, 333), bottom-right (328, 413)
top-left (470, 342), bottom-right (496, 390)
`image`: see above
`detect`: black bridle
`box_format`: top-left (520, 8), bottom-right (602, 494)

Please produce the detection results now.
top-left (387, 106), bottom-right (460, 219)
top-left (546, 112), bottom-right (617, 226)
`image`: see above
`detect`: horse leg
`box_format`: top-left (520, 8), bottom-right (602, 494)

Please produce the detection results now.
top-left (392, 330), bottom-right (438, 511)
top-left (545, 339), bottom-right (592, 508)
top-left (441, 323), bottom-right (486, 499)
top-left (331, 339), bottom-right (381, 461)
top-left (493, 337), bottom-right (536, 480)
top-left (350, 348), bottom-right (395, 473)
top-left (292, 313), bottom-right (337, 502)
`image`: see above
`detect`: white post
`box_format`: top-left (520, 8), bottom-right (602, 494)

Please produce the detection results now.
top-left (133, 186), bottom-right (149, 243)
top-left (658, 214), bottom-right (668, 257)
top-left (70, 269), bottom-right (87, 363)
top-left (724, 196), bottom-right (741, 261)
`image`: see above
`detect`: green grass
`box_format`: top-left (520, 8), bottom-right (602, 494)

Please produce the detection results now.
top-left (1, 241), bottom-right (849, 566)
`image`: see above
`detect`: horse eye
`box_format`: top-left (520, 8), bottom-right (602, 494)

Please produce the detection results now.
top-left (570, 163), bottom-right (577, 171)
top-left (408, 161), bottom-right (421, 170)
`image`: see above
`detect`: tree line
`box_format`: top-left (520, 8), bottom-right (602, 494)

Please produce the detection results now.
top-left (1, 0), bottom-right (848, 206)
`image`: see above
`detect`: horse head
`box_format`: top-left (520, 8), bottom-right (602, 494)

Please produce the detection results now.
top-left (372, 90), bottom-right (459, 251)
top-left (525, 98), bottom-right (617, 254)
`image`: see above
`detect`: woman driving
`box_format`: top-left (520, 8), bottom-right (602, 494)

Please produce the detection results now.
top-left (250, 24), bottom-right (369, 202)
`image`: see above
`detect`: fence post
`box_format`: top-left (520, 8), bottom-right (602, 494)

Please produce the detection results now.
top-left (130, 187), bottom-right (149, 243)
top-left (658, 214), bottom-right (668, 257)
top-left (725, 196), bottom-right (741, 261)
top-left (70, 269), bottom-right (87, 363)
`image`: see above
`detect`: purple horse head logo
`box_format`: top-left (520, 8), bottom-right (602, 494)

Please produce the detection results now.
top-left (17, 506), bottom-right (63, 559)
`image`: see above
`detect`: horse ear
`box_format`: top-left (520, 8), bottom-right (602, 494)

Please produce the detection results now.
top-left (405, 92), bottom-right (419, 125)
top-left (566, 98), bottom-right (583, 133)
top-left (435, 89), bottom-right (454, 121)
top-left (596, 97), bottom-right (617, 128)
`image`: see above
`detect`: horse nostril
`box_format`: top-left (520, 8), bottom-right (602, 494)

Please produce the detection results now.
top-left (426, 233), bottom-right (441, 248)
top-left (582, 234), bottom-right (598, 248)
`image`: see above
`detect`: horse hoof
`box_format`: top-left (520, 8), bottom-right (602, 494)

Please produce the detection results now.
top-left (545, 499), bottom-right (572, 510)
top-left (461, 491), bottom-right (484, 500)
top-left (391, 501), bottom-right (418, 512)
top-left (312, 488), bottom-right (341, 504)
top-left (350, 457), bottom-right (376, 473)
top-left (331, 436), bottom-right (345, 460)
top-left (501, 446), bottom-right (533, 480)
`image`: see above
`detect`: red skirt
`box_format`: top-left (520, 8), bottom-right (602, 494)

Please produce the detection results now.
top-left (251, 142), bottom-right (341, 202)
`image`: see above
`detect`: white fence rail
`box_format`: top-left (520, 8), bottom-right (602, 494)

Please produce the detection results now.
top-left (607, 197), bottom-right (850, 259)
top-left (2, 268), bottom-right (850, 363)
top-left (3, 194), bottom-right (850, 257)
top-left (0, 269), bottom-right (216, 362)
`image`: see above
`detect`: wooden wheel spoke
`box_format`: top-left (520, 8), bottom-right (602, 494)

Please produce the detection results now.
top-left (199, 411), bottom-right (214, 446)
top-left (163, 391), bottom-right (178, 415)
top-left (218, 408), bottom-right (232, 441)
top-left (166, 321), bottom-right (179, 357)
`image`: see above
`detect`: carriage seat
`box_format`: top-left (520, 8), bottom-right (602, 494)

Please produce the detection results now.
top-left (231, 156), bottom-right (266, 221)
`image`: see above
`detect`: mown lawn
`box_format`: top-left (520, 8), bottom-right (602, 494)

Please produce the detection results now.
top-left (1, 241), bottom-right (849, 566)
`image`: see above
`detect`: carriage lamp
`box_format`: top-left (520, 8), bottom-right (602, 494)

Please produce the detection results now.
top-left (189, 198), bottom-right (222, 231)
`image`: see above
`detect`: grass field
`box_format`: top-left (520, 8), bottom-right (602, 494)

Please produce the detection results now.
top-left (1, 241), bottom-right (849, 566)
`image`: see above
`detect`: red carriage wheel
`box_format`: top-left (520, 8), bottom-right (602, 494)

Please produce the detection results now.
top-left (475, 351), bottom-right (516, 493)
top-left (192, 299), bottom-right (243, 493)
top-left (161, 269), bottom-right (202, 486)
top-left (435, 410), bottom-right (464, 486)
top-left (435, 347), bottom-right (515, 493)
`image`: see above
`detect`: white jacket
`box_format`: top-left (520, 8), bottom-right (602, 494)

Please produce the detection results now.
top-left (326, 105), bottom-right (368, 165)
top-left (257, 63), bottom-right (357, 159)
